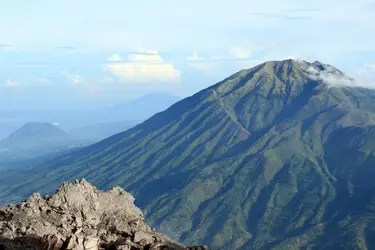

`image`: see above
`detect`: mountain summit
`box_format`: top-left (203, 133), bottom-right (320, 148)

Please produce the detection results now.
top-left (2, 60), bottom-right (375, 249)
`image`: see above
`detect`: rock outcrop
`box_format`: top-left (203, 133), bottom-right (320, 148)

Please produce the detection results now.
top-left (0, 179), bottom-right (210, 250)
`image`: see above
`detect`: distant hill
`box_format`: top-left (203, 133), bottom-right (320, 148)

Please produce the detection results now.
top-left (68, 120), bottom-right (139, 142)
top-left (3, 60), bottom-right (375, 249)
top-left (0, 122), bottom-right (89, 161)
top-left (3, 122), bottom-right (68, 144)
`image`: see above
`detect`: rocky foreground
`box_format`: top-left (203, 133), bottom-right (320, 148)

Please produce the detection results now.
top-left (0, 179), bottom-right (210, 250)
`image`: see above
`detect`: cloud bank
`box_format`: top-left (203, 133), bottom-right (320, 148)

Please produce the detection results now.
top-left (300, 61), bottom-right (375, 89)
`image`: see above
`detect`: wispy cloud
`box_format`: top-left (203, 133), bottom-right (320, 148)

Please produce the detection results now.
top-left (229, 47), bottom-right (252, 59)
top-left (284, 56), bottom-right (299, 60)
top-left (186, 52), bottom-right (205, 61)
top-left (186, 49), bottom-right (263, 76)
top-left (66, 74), bottom-right (84, 86)
top-left (54, 45), bottom-right (79, 50)
top-left (299, 62), bottom-right (375, 88)
top-left (105, 49), bottom-right (181, 83)
top-left (186, 52), bottom-right (220, 62)
top-left (65, 73), bottom-right (101, 93)
top-left (185, 52), bottom-right (223, 73)
top-left (348, 64), bottom-right (375, 88)
top-left (4, 79), bottom-right (18, 87)
top-left (249, 8), bottom-right (319, 20)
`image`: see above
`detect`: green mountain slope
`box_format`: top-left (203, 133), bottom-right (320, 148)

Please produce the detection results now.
top-left (2, 60), bottom-right (375, 249)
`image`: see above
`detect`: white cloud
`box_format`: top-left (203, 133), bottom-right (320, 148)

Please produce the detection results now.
top-left (349, 64), bottom-right (375, 88)
top-left (229, 47), bottom-right (252, 59)
top-left (300, 62), bottom-right (375, 88)
top-left (4, 79), bottom-right (18, 87)
top-left (105, 50), bottom-right (181, 83)
top-left (284, 56), bottom-right (298, 60)
top-left (66, 74), bottom-right (84, 85)
top-left (65, 73), bottom-right (101, 93)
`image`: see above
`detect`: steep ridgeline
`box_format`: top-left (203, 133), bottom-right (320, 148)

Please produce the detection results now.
top-left (0, 179), bottom-right (210, 250)
top-left (2, 60), bottom-right (375, 249)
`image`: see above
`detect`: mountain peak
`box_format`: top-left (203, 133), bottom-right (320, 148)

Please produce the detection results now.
top-left (259, 59), bottom-right (345, 78)
top-left (211, 59), bottom-right (353, 99)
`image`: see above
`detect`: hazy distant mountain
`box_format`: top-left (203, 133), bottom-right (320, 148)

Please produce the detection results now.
top-left (3, 60), bottom-right (375, 249)
top-left (3, 122), bottom-right (68, 145)
top-left (103, 92), bottom-right (182, 121)
top-left (68, 120), bottom-right (139, 142)
top-left (0, 122), bottom-right (89, 162)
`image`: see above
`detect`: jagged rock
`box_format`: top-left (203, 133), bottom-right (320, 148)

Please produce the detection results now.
top-left (0, 179), bottom-right (210, 250)
top-left (133, 231), bottom-right (154, 245)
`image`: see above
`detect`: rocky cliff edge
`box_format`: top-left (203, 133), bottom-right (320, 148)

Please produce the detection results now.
top-left (0, 179), bottom-right (210, 250)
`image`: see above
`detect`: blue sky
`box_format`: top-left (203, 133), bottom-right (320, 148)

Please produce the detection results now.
top-left (1, 0), bottom-right (375, 110)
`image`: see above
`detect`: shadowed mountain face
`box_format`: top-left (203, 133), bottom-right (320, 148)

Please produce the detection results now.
top-left (2, 60), bottom-right (375, 249)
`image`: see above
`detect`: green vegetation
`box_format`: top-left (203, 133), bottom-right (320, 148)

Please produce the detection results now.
top-left (2, 60), bottom-right (375, 249)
